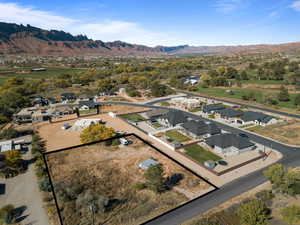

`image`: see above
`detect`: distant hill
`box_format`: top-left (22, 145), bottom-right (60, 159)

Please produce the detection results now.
top-left (1, 22), bottom-right (300, 56)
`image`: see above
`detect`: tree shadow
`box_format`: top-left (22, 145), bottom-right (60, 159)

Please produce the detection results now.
top-left (165, 173), bottom-right (184, 189)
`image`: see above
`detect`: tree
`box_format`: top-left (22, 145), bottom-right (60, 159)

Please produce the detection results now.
top-left (281, 205), bottom-right (300, 225)
top-left (278, 85), bottom-right (290, 102)
top-left (144, 164), bottom-right (167, 193)
top-left (0, 204), bottom-right (16, 224)
top-left (264, 164), bottom-right (286, 189)
top-left (237, 199), bottom-right (270, 225)
top-left (80, 124), bottom-right (115, 144)
top-left (5, 150), bottom-right (21, 166)
top-left (294, 94), bottom-right (300, 106)
top-left (264, 164), bottom-right (300, 195)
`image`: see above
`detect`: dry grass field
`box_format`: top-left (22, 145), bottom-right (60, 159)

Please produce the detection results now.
top-left (247, 121), bottom-right (300, 146)
top-left (45, 136), bottom-right (211, 225)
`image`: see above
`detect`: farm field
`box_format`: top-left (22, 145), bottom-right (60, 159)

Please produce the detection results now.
top-left (247, 121), bottom-right (300, 146)
top-left (0, 67), bottom-right (87, 84)
top-left (45, 135), bottom-right (211, 225)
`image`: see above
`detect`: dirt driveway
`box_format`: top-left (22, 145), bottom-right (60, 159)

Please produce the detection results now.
top-left (0, 150), bottom-right (50, 225)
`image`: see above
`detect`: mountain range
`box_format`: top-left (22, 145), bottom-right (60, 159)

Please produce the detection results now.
top-left (1, 22), bottom-right (300, 56)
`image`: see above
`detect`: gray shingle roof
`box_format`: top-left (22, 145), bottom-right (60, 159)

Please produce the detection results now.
top-left (217, 108), bottom-right (243, 118)
top-left (241, 111), bottom-right (273, 123)
top-left (79, 100), bottom-right (97, 109)
top-left (203, 104), bottom-right (225, 113)
top-left (182, 120), bottom-right (221, 136)
top-left (163, 110), bottom-right (187, 126)
top-left (205, 133), bottom-right (254, 150)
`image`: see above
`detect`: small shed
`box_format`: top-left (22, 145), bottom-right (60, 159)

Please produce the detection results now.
top-left (138, 159), bottom-right (159, 170)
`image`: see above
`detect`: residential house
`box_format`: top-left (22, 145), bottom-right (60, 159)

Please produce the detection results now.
top-left (169, 97), bottom-right (201, 111)
top-left (61, 93), bottom-right (76, 102)
top-left (159, 110), bottom-right (188, 127)
top-left (78, 100), bottom-right (97, 111)
top-left (145, 109), bottom-right (169, 121)
top-left (184, 75), bottom-right (200, 85)
top-left (51, 105), bottom-right (74, 116)
top-left (181, 120), bottom-right (221, 138)
top-left (203, 103), bottom-right (226, 114)
top-left (216, 108), bottom-right (243, 123)
top-left (238, 111), bottom-right (277, 126)
top-left (205, 133), bottom-right (255, 155)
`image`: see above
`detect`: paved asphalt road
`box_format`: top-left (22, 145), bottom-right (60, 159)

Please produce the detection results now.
top-left (101, 101), bottom-right (300, 225)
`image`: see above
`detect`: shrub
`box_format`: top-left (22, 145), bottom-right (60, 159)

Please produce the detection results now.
top-left (134, 182), bottom-right (146, 190)
top-left (39, 178), bottom-right (52, 192)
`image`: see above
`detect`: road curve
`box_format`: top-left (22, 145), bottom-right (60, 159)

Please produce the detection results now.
top-left (99, 101), bottom-right (300, 225)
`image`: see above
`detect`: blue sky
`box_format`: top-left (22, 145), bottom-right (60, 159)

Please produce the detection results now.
top-left (0, 0), bottom-right (300, 46)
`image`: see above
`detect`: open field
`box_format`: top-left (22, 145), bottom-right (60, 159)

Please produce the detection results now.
top-left (183, 144), bottom-right (222, 163)
top-left (197, 87), bottom-right (300, 109)
top-left (165, 130), bottom-right (191, 142)
top-left (0, 67), bottom-right (87, 84)
top-left (45, 135), bottom-right (211, 225)
top-left (247, 121), bottom-right (300, 146)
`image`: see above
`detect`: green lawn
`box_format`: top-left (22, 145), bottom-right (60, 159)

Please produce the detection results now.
top-left (152, 122), bottom-right (162, 128)
top-left (189, 107), bottom-right (202, 112)
top-left (160, 101), bottom-right (170, 106)
top-left (120, 113), bottom-right (146, 122)
top-left (165, 130), bottom-right (191, 142)
top-left (79, 109), bottom-right (97, 115)
top-left (184, 144), bottom-right (222, 163)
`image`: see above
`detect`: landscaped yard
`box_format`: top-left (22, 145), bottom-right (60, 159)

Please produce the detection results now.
top-left (165, 130), bottom-right (191, 142)
top-left (79, 108), bottom-right (97, 115)
top-left (120, 113), bottom-right (146, 122)
top-left (184, 144), bottom-right (222, 163)
top-left (152, 122), bottom-right (162, 128)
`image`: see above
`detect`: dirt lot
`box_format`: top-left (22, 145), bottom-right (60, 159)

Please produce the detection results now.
top-left (248, 121), bottom-right (300, 146)
top-left (36, 105), bottom-right (149, 151)
top-left (46, 136), bottom-right (211, 225)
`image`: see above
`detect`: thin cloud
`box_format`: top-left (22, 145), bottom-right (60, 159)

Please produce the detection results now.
top-left (290, 0), bottom-right (300, 11)
top-left (214, 0), bottom-right (246, 13)
top-left (0, 2), bottom-right (181, 46)
top-left (0, 3), bottom-right (76, 30)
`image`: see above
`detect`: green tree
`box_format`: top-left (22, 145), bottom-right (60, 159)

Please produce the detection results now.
top-left (0, 204), bottom-right (16, 224)
top-left (237, 199), bottom-right (270, 225)
top-left (294, 94), bottom-right (300, 106)
top-left (144, 164), bottom-right (167, 193)
top-left (281, 205), bottom-right (300, 225)
top-left (80, 124), bottom-right (115, 144)
top-left (278, 85), bottom-right (290, 102)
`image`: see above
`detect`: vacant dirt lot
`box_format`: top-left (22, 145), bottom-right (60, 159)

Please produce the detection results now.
top-left (248, 121), bottom-right (300, 146)
top-left (46, 136), bottom-right (211, 225)
top-left (36, 105), bottom-right (149, 151)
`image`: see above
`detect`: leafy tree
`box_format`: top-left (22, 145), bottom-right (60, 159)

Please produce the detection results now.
top-left (264, 164), bottom-right (300, 195)
top-left (0, 204), bottom-right (16, 224)
top-left (5, 150), bottom-right (21, 166)
top-left (278, 85), bottom-right (290, 102)
top-left (294, 94), bottom-right (300, 106)
top-left (237, 199), bottom-right (270, 225)
top-left (281, 205), bottom-right (300, 225)
top-left (144, 164), bottom-right (167, 193)
top-left (80, 124), bottom-right (115, 144)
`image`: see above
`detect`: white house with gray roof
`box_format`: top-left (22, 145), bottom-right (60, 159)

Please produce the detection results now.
top-left (205, 133), bottom-right (255, 155)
